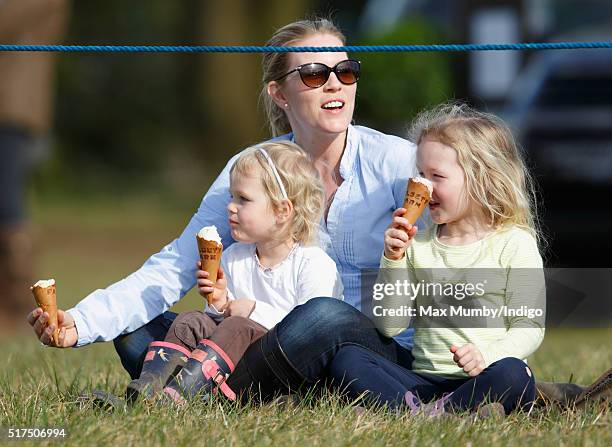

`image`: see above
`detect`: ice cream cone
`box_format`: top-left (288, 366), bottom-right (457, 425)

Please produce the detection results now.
top-left (196, 236), bottom-right (223, 305)
top-left (402, 177), bottom-right (432, 225)
top-left (30, 279), bottom-right (59, 346)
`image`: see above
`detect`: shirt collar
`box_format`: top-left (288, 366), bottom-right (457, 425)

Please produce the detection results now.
top-left (339, 124), bottom-right (357, 180)
top-left (251, 242), bottom-right (299, 272)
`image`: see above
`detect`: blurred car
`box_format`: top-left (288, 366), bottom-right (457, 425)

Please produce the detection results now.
top-left (500, 41), bottom-right (612, 266)
top-left (503, 48), bottom-right (612, 183)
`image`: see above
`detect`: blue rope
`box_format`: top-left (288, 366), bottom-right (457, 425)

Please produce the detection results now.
top-left (1, 42), bottom-right (612, 53)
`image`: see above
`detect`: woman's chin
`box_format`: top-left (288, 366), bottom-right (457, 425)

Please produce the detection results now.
top-left (318, 115), bottom-right (352, 134)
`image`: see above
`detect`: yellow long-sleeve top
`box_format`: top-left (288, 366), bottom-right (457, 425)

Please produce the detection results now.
top-left (376, 224), bottom-right (545, 378)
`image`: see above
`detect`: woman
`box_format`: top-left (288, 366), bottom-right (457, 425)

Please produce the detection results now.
top-left (28, 18), bottom-right (603, 407)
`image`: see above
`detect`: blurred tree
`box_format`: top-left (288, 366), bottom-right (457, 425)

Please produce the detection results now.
top-left (52, 1), bottom-right (202, 193)
top-left (45, 1), bottom-right (315, 196)
top-left (196, 0), bottom-right (310, 163)
top-left (354, 17), bottom-right (453, 133)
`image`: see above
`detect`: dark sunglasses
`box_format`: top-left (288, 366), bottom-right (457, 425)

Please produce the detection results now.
top-left (275, 59), bottom-right (360, 88)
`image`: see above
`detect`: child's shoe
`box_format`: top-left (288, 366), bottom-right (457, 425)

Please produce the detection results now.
top-left (163, 339), bottom-right (236, 404)
top-left (126, 341), bottom-right (190, 404)
top-left (473, 402), bottom-right (506, 420)
top-left (535, 381), bottom-right (585, 407)
top-left (404, 391), bottom-right (455, 418)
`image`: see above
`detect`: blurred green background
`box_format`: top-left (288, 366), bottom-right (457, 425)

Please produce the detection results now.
top-left (34, 0), bottom-right (453, 202)
top-left (1, 0), bottom-right (609, 326)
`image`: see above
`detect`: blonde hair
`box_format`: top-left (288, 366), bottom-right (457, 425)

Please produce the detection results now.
top-left (261, 18), bottom-right (346, 136)
top-left (230, 141), bottom-right (325, 245)
top-left (409, 102), bottom-right (544, 249)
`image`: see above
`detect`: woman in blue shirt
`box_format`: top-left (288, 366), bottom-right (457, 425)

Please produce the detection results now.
top-left (28, 18), bottom-right (599, 406)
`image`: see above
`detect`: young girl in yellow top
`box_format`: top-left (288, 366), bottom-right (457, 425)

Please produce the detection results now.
top-left (329, 103), bottom-right (546, 416)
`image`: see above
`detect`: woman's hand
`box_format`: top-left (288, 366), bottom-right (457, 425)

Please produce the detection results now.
top-left (384, 208), bottom-right (418, 261)
top-left (224, 299), bottom-right (256, 318)
top-left (196, 262), bottom-right (228, 310)
top-left (450, 344), bottom-right (485, 377)
top-left (27, 308), bottom-right (78, 347)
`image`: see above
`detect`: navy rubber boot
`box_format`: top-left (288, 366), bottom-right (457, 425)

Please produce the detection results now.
top-left (126, 341), bottom-right (190, 404)
top-left (163, 339), bottom-right (236, 404)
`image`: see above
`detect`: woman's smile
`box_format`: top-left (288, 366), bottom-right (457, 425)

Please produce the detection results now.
top-left (321, 98), bottom-right (345, 112)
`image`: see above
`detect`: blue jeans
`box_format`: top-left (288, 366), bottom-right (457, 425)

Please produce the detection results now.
top-left (329, 345), bottom-right (536, 413)
top-left (273, 298), bottom-right (414, 380)
top-left (113, 311), bottom-right (178, 379)
top-left (114, 298), bottom-right (413, 398)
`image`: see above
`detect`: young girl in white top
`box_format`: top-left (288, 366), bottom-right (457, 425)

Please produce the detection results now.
top-left (329, 103), bottom-right (545, 416)
top-left (127, 141), bottom-right (342, 403)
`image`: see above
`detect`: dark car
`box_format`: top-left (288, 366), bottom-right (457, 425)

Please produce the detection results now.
top-left (501, 46), bottom-right (612, 267)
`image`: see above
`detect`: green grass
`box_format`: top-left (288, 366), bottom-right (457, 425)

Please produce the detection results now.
top-left (1, 194), bottom-right (610, 446)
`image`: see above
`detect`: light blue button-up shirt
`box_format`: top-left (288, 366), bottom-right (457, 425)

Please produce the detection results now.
top-left (68, 125), bottom-right (419, 348)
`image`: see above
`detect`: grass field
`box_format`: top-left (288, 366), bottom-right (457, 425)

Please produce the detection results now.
top-left (1, 194), bottom-right (610, 446)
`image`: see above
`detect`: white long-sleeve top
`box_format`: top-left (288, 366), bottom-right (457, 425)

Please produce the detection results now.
top-left (205, 242), bottom-right (343, 329)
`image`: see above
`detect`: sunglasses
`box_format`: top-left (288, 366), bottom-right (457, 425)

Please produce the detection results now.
top-left (275, 59), bottom-right (361, 88)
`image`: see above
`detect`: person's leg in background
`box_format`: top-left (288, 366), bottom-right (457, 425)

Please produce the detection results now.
top-left (0, 0), bottom-right (70, 327)
top-left (0, 127), bottom-right (34, 322)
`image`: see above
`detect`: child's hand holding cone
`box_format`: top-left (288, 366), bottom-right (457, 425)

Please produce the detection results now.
top-left (384, 208), bottom-right (418, 260)
top-left (384, 177), bottom-right (433, 261)
top-left (196, 263), bottom-right (229, 311)
top-left (196, 226), bottom-right (224, 306)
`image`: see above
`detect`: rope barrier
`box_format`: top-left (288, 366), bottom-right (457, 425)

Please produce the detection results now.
top-left (1, 42), bottom-right (612, 54)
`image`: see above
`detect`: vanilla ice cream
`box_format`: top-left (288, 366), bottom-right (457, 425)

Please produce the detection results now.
top-left (33, 279), bottom-right (56, 288)
top-left (411, 177), bottom-right (433, 197)
top-left (197, 225), bottom-right (222, 244)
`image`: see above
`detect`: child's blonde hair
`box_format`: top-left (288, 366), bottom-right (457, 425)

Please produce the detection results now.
top-left (409, 102), bottom-right (543, 248)
top-left (230, 141), bottom-right (325, 245)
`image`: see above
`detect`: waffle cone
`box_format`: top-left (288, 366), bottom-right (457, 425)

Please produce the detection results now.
top-left (196, 236), bottom-right (223, 305)
top-left (30, 283), bottom-right (59, 346)
top-left (402, 179), bottom-right (431, 225)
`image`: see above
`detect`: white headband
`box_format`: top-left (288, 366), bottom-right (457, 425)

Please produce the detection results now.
top-left (257, 147), bottom-right (289, 200)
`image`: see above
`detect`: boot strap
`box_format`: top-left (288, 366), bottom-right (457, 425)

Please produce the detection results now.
top-left (203, 362), bottom-right (237, 401)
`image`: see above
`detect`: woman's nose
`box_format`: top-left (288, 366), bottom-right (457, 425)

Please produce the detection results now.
top-left (323, 72), bottom-right (342, 91)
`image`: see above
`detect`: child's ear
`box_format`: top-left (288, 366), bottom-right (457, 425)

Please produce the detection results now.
top-left (275, 199), bottom-right (294, 224)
